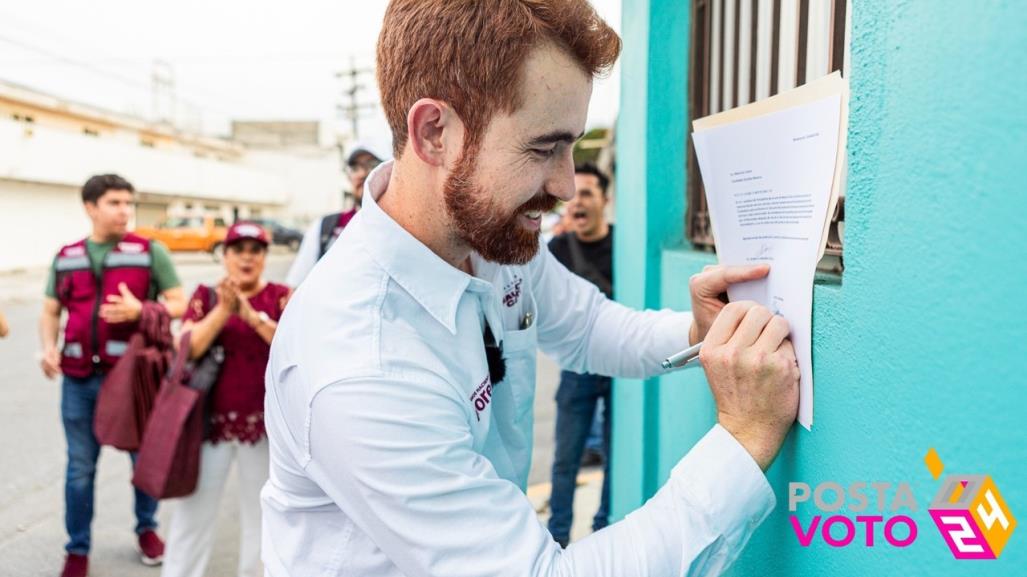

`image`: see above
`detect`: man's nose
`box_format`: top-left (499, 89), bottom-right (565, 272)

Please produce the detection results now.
top-left (546, 153), bottom-right (576, 202)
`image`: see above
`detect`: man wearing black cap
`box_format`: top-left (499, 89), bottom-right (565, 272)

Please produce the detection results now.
top-left (286, 144), bottom-right (383, 287)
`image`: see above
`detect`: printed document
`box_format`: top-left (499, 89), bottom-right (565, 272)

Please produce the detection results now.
top-left (692, 73), bottom-right (849, 430)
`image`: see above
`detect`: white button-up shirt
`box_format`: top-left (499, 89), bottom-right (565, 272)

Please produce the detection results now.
top-left (261, 161), bottom-right (775, 577)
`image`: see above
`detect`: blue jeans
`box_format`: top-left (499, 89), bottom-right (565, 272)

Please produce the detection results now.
top-left (547, 371), bottom-right (611, 545)
top-left (61, 374), bottom-right (159, 555)
top-left (585, 400), bottom-right (605, 455)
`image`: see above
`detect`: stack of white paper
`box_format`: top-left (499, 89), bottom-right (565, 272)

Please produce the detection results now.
top-left (692, 72), bottom-right (849, 430)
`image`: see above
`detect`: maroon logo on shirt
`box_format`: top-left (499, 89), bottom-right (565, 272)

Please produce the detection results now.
top-left (503, 277), bottom-right (523, 308)
top-left (469, 375), bottom-right (493, 422)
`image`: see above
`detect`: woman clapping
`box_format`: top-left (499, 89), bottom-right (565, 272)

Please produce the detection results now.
top-left (162, 222), bottom-right (289, 577)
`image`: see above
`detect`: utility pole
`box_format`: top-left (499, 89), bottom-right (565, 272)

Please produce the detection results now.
top-left (335, 56), bottom-right (376, 140)
top-left (151, 59), bottom-right (176, 125)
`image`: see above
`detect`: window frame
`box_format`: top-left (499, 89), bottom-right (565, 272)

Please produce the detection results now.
top-left (686, 0), bottom-right (849, 273)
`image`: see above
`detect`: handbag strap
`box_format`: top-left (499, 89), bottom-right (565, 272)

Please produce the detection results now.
top-left (203, 284), bottom-right (218, 312)
top-left (169, 330), bottom-right (193, 383)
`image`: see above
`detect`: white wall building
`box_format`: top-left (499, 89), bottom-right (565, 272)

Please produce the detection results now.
top-left (0, 81), bottom-right (344, 272)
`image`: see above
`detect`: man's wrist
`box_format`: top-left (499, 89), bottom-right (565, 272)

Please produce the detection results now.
top-left (718, 416), bottom-right (787, 472)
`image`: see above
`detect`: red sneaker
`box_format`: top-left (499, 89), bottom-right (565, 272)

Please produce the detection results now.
top-left (60, 553), bottom-right (88, 577)
top-left (138, 530), bottom-right (165, 566)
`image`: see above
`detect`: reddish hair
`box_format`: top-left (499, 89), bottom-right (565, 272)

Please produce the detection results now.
top-left (377, 0), bottom-right (621, 158)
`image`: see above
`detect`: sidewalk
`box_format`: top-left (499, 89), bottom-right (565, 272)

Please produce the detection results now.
top-left (0, 265), bottom-right (49, 304)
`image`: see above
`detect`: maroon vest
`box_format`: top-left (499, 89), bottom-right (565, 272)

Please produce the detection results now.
top-left (318, 208), bottom-right (358, 258)
top-left (55, 233), bottom-right (153, 378)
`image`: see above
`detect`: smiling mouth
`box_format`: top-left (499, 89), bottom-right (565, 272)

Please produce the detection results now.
top-left (572, 210), bottom-right (588, 220)
top-left (518, 211), bottom-right (542, 231)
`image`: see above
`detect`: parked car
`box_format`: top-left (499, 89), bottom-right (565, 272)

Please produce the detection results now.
top-left (136, 216), bottom-right (228, 253)
top-left (249, 218), bottom-right (304, 251)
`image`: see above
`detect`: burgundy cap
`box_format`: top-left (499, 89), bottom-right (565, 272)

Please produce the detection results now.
top-left (224, 222), bottom-right (270, 247)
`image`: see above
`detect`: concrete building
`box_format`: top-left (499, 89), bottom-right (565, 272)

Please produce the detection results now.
top-left (231, 120), bottom-right (321, 149)
top-left (0, 81), bottom-right (343, 272)
top-left (230, 120), bottom-right (349, 225)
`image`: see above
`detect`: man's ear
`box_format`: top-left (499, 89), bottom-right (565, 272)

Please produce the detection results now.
top-left (406, 98), bottom-right (456, 168)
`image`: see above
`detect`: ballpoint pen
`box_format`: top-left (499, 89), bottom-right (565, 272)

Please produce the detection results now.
top-left (661, 341), bottom-right (703, 370)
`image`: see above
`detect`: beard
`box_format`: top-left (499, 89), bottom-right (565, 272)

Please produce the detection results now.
top-left (443, 145), bottom-right (559, 265)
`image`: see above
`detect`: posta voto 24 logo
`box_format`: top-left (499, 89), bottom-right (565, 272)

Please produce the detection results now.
top-left (787, 449), bottom-right (1016, 559)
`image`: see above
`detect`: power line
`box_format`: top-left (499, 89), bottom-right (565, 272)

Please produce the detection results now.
top-left (0, 32), bottom-right (351, 143)
top-left (0, 33), bottom-right (152, 92)
top-left (0, 34), bottom-right (280, 138)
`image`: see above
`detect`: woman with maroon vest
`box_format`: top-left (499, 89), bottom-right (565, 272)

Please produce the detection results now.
top-left (39, 174), bottom-right (187, 577)
top-left (162, 222), bottom-right (289, 577)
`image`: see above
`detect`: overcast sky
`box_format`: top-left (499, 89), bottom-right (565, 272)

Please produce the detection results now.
top-left (0, 0), bottom-right (621, 155)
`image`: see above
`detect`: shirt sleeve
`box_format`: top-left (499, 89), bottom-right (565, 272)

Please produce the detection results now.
top-left (44, 256), bottom-right (58, 299)
top-left (285, 219), bottom-right (323, 288)
top-left (530, 242), bottom-right (693, 379)
top-left (305, 375), bottom-right (774, 577)
top-left (272, 284), bottom-right (291, 320)
top-left (182, 285), bottom-right (211, 324)
top-left (149, 240), bottom-right (182, 293)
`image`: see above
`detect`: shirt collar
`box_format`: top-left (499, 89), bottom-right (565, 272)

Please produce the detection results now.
top-left (360, 160), bottom-right (495, 335)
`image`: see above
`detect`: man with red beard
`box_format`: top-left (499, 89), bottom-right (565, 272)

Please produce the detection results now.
top-left (262, 2), bottom-right (800, 576)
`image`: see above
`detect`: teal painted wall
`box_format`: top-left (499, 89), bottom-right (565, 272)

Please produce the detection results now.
top-left (614, 0), bottom-right (1027, 574)
top-left (611, 0), bottom-right (689, 518)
